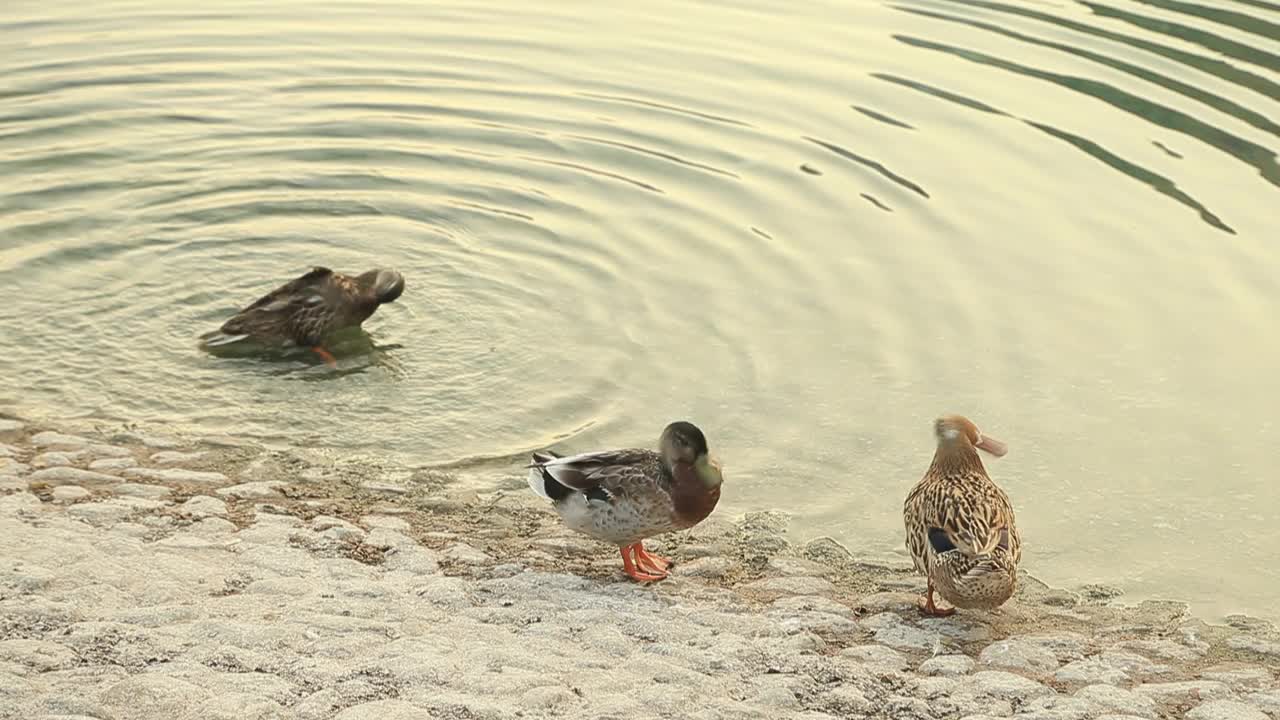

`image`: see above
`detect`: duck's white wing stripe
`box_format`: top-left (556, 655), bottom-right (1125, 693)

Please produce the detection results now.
top-left (539, 450), bottom-right (621, 469)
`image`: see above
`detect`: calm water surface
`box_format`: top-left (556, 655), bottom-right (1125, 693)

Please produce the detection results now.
top-left (3, 0), bottom-right (1278, 620)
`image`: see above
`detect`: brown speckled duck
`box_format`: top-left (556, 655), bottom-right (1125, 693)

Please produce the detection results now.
top-left (211, 266), bottom-right (404, 366)
top-left (526, 421), bottom-right (724, 582)
top-left (904, 415), bottom-right (1021, 616)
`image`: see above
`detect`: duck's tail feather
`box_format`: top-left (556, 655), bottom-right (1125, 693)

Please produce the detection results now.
top-left (526, 450), bottom-right (568, 500)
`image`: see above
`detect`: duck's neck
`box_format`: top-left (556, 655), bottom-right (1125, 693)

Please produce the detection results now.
top-left (928, 443), bottom-right (986, 479)
top-left (670, 460), bottom-right (722, 525)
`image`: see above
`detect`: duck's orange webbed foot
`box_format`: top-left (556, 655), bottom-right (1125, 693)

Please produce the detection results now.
top-left (918, 584), bottom-right (956, 617)
top-left (620, 544), bottom-right (667, 582)
top-left (311, 346), bottom-right (338, 368)
top-left (633, 544), bottom-right (672, 573)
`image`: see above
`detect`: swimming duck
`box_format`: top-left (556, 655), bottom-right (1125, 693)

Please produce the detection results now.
top-left (903, 415), bottom-right (1020, 616)
top-left (211, 266), bottom-right (404, 366)
top-left (527, 421), bottom-right (724, 582)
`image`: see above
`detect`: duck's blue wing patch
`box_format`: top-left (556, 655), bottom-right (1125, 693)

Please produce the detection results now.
top-left (928, 527), bottom-right (957, 554)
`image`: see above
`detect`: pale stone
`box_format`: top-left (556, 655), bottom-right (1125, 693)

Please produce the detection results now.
top-left (89, 457), bottom-right (137, 471)
top-left (1055, 651), bottom-right (1168, 686)
top-left (30, 431), bottom-right (89, 448)
top-left (0, 458), bottom-right (29, 476)
top-left (32, 452), bottom-right (73, 468)
top-left (150, 450), bottom-right (207, 465)
top-left (1186, 700), bottom-right (1269, 720)
top-left (216, 481), bottom-right (284, 499)
top-left (114, 483), bottom-right (172, 499)
top-left (839, 644), bottom-right (908, 671)
top-left (1074, 684), bottom-right (1157, 717)
top-left (124, 467), bottom-right (227, 483)
top-left (1201, 668), bottom-right (1274, 691)
top-left (361, 515), bottom-right (411, 531)
top-left (311, 515), bottom-right (357, 531)
top-left (180, 495), bottom-right (228, 518)
top-left (360, 480), bottom-right (410, 494)
top-left (82, 443), bottom-right (133, 458)
top-left (979, 638), bottom-right (1061, 674)
top-left (28, 467), bottom-right (121, 485)
top-left (673, 556), bottom-right (731, 578)
top-left (335, 700), bottom-right (433, 719)
top-left (972, 671), bottom-right (1055, 700)
top-left (51, 486), bottom-right (91, 503)
top-left (67, 498), bottom-right (164, 525)
top-left (920, 654), bottom-right (976, 676)
top-left (1136, 681), bottom-right (1234, 704)
top-left (1228, 636), bottom-right (1280, 659)
top-left (1245, 689), bottom-right (1280, 715)
top-left (744, 576), bottom-right (836, 595)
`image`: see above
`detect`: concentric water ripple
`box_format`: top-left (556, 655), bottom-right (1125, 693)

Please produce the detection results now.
top-left (2, 0), bottom-right (1279, 621)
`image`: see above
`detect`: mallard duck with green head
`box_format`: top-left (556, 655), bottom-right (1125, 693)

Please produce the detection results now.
top-left (904, 414), bottom-right (1021, 616)
top-left (207, 266), bottom-right (404, 366)
top-left (527, 421), bottom-right (724, 582)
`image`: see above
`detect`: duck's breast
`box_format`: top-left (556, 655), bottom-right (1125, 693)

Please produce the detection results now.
top-left (555, 491), bottom-right (678, 547)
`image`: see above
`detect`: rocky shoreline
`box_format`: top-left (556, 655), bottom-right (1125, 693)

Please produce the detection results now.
top-left (2, 414), bottom-right (1277, 720)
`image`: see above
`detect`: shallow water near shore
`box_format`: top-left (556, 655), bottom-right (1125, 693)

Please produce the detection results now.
top-left (2, 0), bottom-right (1279, 621)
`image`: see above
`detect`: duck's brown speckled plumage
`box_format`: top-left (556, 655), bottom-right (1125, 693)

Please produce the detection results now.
top-left (904, 415), bottom-right (1020, 613)
top-left (218, 266), bottom-right (404, 348)
top-left (527, 421), bottom-right (723, 582)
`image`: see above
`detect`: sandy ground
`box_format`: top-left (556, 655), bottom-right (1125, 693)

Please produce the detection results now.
top-left (2, 414), bottom-right (1278, 720)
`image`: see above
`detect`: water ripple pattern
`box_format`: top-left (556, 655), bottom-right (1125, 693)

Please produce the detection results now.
top-left (1, 0), bottom-right (1278, 621)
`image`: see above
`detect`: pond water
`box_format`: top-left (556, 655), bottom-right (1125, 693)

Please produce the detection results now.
top-left (3, 0), bottom-right (1278, 620)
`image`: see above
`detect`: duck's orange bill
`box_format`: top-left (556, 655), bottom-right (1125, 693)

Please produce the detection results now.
top-left (975, 435), bottom-right (1008, 457)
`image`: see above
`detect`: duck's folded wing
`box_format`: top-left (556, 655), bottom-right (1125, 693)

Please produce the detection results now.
top-left (237, 268), bottom-right (332, 312)
top-left (221, 268), bottom-right (334, 337)
top-left (529, 448), bottom-right (651, 490)
top-left (221, 296), bottom-right (327, 345)
top-left (930, 486), bottom-right (1014, 558)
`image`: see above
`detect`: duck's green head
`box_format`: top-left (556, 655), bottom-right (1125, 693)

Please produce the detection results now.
top-left (660, 420), bottom-right (723, 488)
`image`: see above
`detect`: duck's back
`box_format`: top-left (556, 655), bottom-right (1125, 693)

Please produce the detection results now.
top-left (905, 471), bottom-right (1021, 570)
top-left (220, 267), bottom-right (369, 345)
top-left (906, 470), bottom-right (1021, 608)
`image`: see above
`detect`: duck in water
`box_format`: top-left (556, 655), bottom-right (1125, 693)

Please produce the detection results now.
top-left (205, 266), bottom-right (404, 367)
